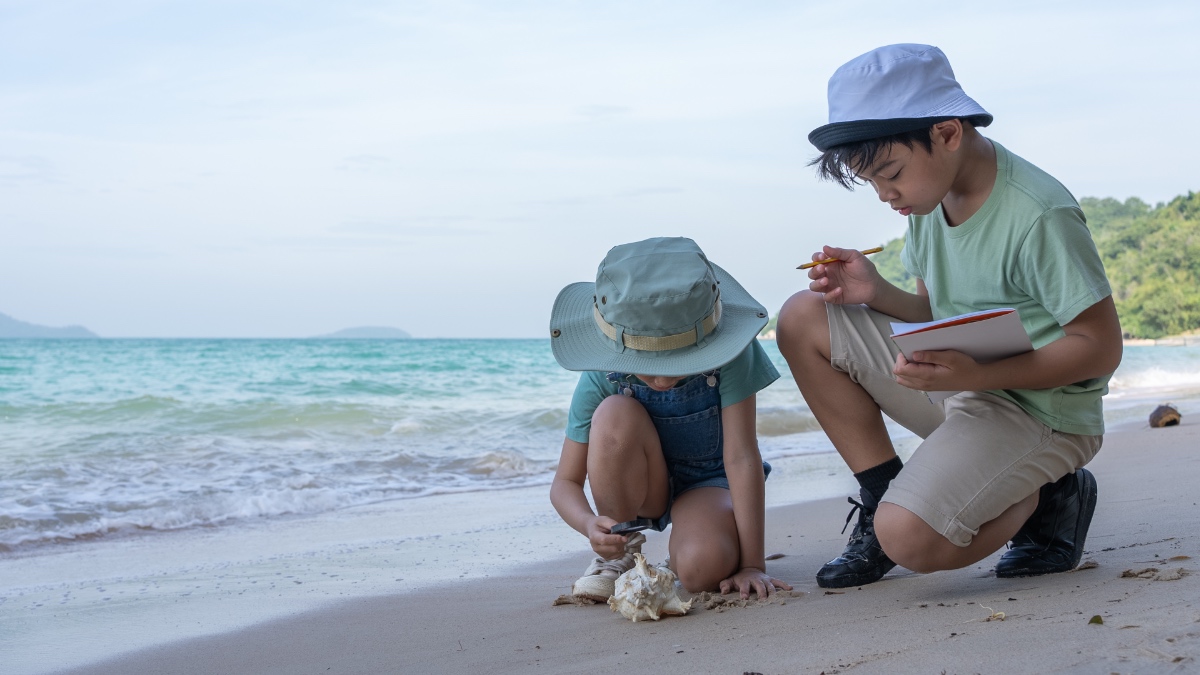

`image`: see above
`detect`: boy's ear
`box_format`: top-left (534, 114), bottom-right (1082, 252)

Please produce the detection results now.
top-left (932, 119), bottom-right (964, 152)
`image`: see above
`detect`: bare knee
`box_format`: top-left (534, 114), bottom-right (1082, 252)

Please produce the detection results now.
top-left (875, 503), bottom-right (958, 573)
top-left (776, 291), bottom-right (829, 359)
top-left (670, 540), bottom-right (735, 593)
top-left (666, 489), bottom-right (739, 592)
top-left (589, 395), bottom-right (651, 454)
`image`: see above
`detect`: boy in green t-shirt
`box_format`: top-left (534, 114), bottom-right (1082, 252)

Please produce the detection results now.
top-left (776, 44), bottom-right (1123, 588)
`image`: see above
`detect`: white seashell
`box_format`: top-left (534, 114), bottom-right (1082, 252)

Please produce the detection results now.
top-left (607, 553), bottom-right (693, 622)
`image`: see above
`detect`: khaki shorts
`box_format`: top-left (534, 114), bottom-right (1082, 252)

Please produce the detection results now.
top-left (827, 303), bottom-right (1102, 547)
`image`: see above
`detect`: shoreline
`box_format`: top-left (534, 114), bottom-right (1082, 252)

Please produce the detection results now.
top-left (2, 445), bottom-right (896, 675)
top-left (51, 424), bottom-right (1200, 675)
top-left (4, 424), bottom-right (1195, 674)
top-left (1122, 336), bottom-right (1200, 347)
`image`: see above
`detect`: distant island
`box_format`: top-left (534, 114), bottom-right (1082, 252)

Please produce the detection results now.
top-left (0, 311), bottom-right (98, 338)
top-left (312, 326), bottom-right (411, 339)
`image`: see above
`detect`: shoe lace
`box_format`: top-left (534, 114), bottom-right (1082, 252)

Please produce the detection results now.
top-left (591, 554), bottom-right (634, 575)
top-left (590, 532), bottom-right (645, 575)
top-left (839, 497), bottom-right (874, 541)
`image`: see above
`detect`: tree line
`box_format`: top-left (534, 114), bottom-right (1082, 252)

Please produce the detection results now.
top-left (871, 191), bottom-right (1200, 339)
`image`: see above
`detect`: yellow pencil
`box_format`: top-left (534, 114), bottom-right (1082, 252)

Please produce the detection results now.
top-left (797, 246), bottom-right (884, 270)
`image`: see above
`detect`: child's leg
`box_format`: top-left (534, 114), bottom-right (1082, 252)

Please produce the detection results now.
top-left (571, 394), bottom-right (672, 601)
top-left (664, 486), bottom-right (739, 593)
top-left (587, 394), bottom-right (671, 523)
top-left (777, 291), bottom-right (944, 587)
top-left (776, 291), bottom-right (903, 472)
top-left (874, 491), bottom-right (1039, 572)
top-left (874, 392), bottom-right (1101, 573)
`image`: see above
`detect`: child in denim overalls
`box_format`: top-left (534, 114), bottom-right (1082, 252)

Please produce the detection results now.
top-left (548, 237), bottom-right (791, 601)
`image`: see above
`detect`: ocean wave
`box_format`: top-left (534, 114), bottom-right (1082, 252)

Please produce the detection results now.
top-left (382, 407), bottom-right (569, 439)
top-left (36, 395), bottom-right (186, 421)
top-left (755, 407), bottom-right (823, 437)
top-left (6, 338), bottom-right (1197, 556)
top-left (5, 397), bottom-right (572, 438)
top-left (0, 436), bottom-right (560, 553)
top-left (444, 450), bottom-right (556, 479)
top-left (1109, 366), bottom-right (1200, 393)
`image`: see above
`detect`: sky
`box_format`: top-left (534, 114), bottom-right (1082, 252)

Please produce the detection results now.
top-left (2, 0), bottom-right (1198, 338)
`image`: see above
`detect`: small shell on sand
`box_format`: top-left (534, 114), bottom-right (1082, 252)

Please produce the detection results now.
top-left (607, 553), bottom-right (692, 622)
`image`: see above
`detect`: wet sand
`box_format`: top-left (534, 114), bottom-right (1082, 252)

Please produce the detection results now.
top-left (53, 423), bottom-right (1200, 675)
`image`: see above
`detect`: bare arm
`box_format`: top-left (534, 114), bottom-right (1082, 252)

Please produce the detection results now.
top-left (719, 395), bottom-right (792, 597)
top-left (868, 277), bottom-right (934, 324)
top-left (720, 396), bottom-right (766, 571)
top-left (894, 295), bottom-right (1124, 393)
top-left (549, 438), bottom-right (626, 559)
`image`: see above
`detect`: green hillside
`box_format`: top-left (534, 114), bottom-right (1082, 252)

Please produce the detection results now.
top-left (1083, 192), bottom-right (1200, 338)
top-left (797, 191), bottom-right (1200, 339)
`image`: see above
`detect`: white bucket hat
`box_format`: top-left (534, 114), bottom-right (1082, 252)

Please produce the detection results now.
top-left (809, 44), bottom-right (992, 152)
top-left (549, 237), bottom-right (769, 377)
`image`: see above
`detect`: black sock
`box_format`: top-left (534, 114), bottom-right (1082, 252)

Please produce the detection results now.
top-left (854, 456), bottom-right (903, 504)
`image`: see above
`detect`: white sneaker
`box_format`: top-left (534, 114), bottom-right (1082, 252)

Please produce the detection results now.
top-left (572, 531), bottom-right (646, 601)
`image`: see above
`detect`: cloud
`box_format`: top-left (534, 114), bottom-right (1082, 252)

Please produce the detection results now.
top-left (0, 155), bottom-right (59, 185)
top-left (338, 154), bottom-right (392, 172)
top-left (575, 104), bottom-right (633, 119)
top-left (342, 154), bottom-right (390, 164)
top-left (329, 216), bottom-right (483, 238)
top-left (525, 186), bottom-right (684, 207)
top-left (616, 187), bottom-right (684, 198)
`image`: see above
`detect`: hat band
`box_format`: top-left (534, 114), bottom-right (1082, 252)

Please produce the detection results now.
top-left (592, 298), bottom-right (722, 352)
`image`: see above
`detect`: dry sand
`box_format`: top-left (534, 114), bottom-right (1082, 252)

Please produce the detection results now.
top-left (55, 422), bottom-right (1200, 675)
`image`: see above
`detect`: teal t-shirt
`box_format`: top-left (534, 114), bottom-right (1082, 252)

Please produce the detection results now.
top-left (900, 141), bottom-right (1113, 435)
top-left (564, 340), bottom-right (780, 444)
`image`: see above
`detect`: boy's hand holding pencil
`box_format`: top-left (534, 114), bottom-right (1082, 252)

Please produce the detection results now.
top-left (803, 245), bottom-right (886, 305)
top-left (798, 245), bottom-right (883, 269)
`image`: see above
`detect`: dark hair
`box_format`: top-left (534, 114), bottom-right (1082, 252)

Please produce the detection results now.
top-left (809, 127), bottom-right (935, 190)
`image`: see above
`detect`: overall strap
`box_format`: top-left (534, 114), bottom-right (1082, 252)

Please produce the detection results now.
top-left (605, 372), bottom-right (635, 397)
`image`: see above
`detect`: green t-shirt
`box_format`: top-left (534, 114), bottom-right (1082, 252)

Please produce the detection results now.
top-left (901, 141), bottom-right (1113, 435)
top-left (564, 340), bottom-right (780, 444)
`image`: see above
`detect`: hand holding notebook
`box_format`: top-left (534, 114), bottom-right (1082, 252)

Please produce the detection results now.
top-left (890, 308), bottom-right (1034, 403)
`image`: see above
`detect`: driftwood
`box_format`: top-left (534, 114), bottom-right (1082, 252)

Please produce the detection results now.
top-left (1149, 404), bottom-right (1181, 428)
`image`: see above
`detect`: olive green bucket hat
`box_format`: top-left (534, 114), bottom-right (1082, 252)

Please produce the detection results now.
top-left (549, 237), bottom-right (769, 377)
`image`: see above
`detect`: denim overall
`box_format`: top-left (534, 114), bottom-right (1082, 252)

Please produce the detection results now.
top-left (606, 370), bottom-right (770, 531)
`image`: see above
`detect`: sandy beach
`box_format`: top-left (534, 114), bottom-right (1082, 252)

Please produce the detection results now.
top-left (22, 420), bottom-right (1191, 675)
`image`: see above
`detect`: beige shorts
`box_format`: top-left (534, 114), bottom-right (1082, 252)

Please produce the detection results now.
top-left (827, 303), bottom-right (1102, 547)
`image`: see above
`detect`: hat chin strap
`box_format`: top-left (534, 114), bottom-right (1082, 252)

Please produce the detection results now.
top-left (593, 298), bottom-right (722, 352)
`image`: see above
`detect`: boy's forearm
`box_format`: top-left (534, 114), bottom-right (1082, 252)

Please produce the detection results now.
top-left (976, 331), bottom-right (1121, 391)
top-left (867, 280), bottom-right (932, 323)
top-left (974, 297), bottom-right (1123, 391)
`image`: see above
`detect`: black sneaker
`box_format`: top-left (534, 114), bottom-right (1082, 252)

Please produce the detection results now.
top-left (816, 489), bottom-right (896, 588)
top-left (995, 468), bottom-right (1098, 578)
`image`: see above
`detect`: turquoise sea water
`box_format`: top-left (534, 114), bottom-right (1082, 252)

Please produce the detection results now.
top-left (2, 338), bottom-right (1198, 553)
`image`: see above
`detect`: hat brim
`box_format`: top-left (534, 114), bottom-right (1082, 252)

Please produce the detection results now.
top-left (549, 262), bottom-right (769, 377)
top-left (808, 114), bottom-right (992, 152)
